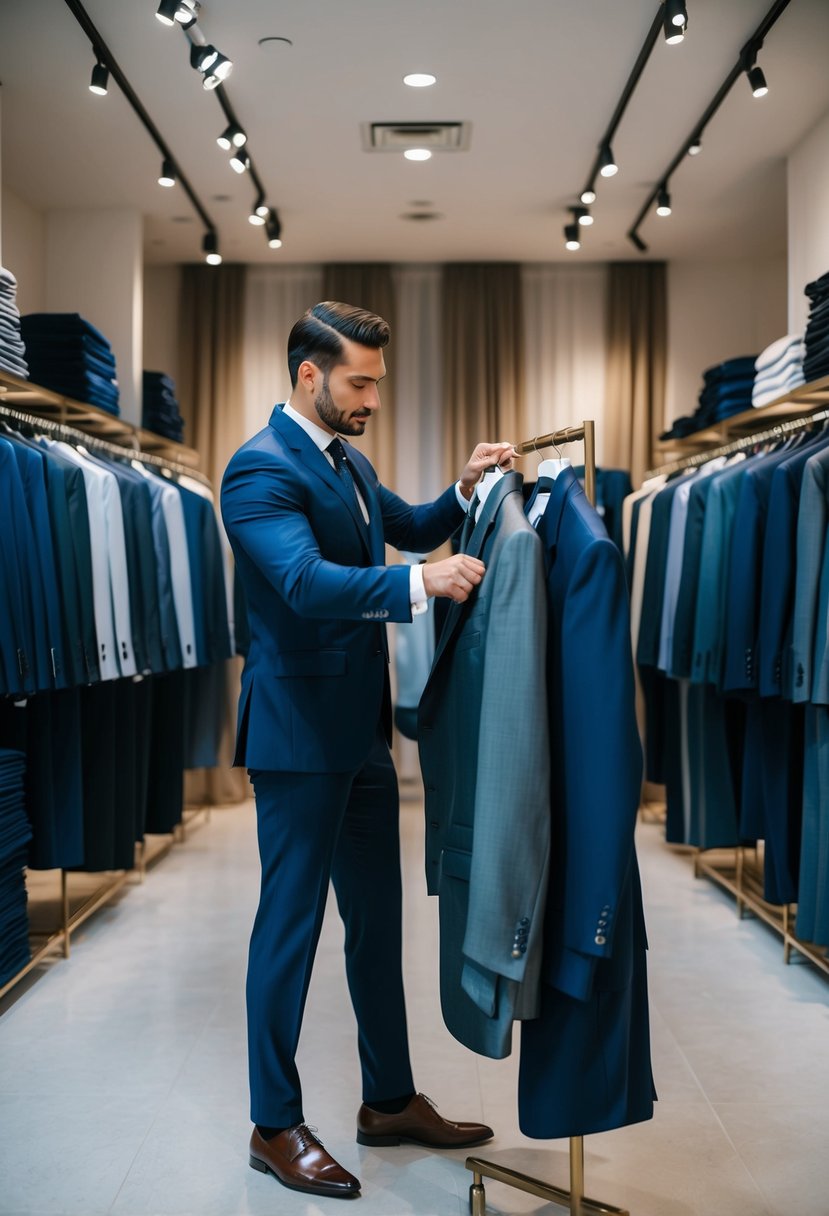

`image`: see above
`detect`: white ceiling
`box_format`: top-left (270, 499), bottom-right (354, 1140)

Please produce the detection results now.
top-left (1, 0), bottom-right (828, 265)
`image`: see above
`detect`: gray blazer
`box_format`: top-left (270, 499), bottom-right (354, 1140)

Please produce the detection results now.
top-left (418, 473), bottom-right (550, 1059)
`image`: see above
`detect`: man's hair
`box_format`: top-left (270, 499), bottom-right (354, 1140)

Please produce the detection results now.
top-left (287, 301), bottom-right (390, 387)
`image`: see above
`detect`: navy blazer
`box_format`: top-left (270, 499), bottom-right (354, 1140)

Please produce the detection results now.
top-left (221, 405), bottom-right (464, 773)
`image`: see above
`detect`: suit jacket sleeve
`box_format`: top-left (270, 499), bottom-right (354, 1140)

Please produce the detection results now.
top-left (547, 536), bottom-right (643, 1002)
top-left (222, 447), bottom-right (412, 621)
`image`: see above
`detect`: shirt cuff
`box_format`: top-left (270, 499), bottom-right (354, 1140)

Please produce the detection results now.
top-left (409, 563), bottom-right (428, 616)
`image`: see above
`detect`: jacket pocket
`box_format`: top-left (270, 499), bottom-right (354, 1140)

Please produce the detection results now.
top-left (441, 847), bottom-right (472, 882)
top-left (272, 649), bottom-right (348, 678)
top-left (456, 630), bottom-right (481, 654)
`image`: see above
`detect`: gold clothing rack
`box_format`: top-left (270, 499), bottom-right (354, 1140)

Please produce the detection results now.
top-left (467, 417), bottom-right (630, 1216)
top-left (645, 407), bottom-right (829, 479)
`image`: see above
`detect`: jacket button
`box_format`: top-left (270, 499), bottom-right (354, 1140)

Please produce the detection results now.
top-left (511, 948), bottom-right (521, 959)
top-left (430, 820), bottom-right (440, 829)
top-left (595, 934), bottom-right (606, 946)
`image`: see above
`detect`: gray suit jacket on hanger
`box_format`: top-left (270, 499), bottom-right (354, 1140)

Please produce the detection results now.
top-left (418, 472), bottom-right (550, 1059)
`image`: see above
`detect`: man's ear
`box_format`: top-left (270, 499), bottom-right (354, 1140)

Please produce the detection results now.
top-left (297, 359), bottom-right (319, 394)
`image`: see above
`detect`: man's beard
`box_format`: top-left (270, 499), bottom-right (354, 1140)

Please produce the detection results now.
top-left (314, 376), bottom-right (370, 436)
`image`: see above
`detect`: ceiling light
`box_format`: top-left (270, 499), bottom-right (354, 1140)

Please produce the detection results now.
top-left (574, 206), bottom-right (593, 227)
top-left (403, 73), bottom-right (436, 87)
top-left (158, 158), bottom-right (176, 187)
top-left (404, 148), bottom-right (432, 161)
top-left (599, 144), bottom-right (618, 177)
top-left (663, 11), bottom-right (685, 44)
top-left (564, 223), bottom-right (581, 252)
top-left (155, 0), bottom-right (178, 24)
top-left (266, 209), bottom-right (283, 249)
top-left (89, 61), bottom-right (109, 95)
top-left (580, 187), bottom-right (597, 205)
top-left (217, 123), bottom-right (247, 150)
top-left (230, 149), bottom-right (250, 174)
top-left (174, 0), bottom-right (199, 26)
top-left (190, 44), bottom-right (218, 73)
top-left (203, 232), bottom-right (222, 265)
top-left (747, 64), bottom-right (768, 98)
top-left (688, 135), bottom-right (702, 155)
top-left (249, 194), bottom-right (267, 225)
top-left (203, 51), bottom-right (233, 90)
top-left (656, 185), bottom-right (672, 216)
top-left (665, 0), bottom-right (688, 27)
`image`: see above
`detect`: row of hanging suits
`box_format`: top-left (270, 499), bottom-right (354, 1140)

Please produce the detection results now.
top-left (0, 421), bottom-right (232, 877)
top-left (627, 421), bottom-right (829, 949)
top-left (418, 465), bottom-right (654, 1140)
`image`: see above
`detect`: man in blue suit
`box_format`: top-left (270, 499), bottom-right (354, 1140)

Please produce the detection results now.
top-left (221, 302), bottom-right (506, 1199)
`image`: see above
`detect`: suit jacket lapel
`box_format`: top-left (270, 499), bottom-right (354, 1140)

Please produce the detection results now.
top-left (269, 406), bottom-right (373, 560)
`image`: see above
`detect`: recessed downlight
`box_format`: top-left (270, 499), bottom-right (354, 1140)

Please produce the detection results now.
top-left (404, 72), bottom-right (436, 87)
top-left (404, 148), bottom-right (432, 161)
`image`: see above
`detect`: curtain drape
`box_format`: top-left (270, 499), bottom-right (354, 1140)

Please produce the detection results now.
top-left (178, 263), bottom-right (248, 806)
top-left (441, 264), bottom-right (525, 484)
top-left (604, 262), bottom-right (667, 486)
top-left (323, 264), bottom-right (397, 490)
top-left (522, 264), bottom-right (608, 467)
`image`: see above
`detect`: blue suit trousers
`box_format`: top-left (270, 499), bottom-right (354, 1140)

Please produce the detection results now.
top-left (247, 728), bottom-right (414, 1126)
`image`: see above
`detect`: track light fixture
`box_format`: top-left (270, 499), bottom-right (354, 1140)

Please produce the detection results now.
top-left (574, 205), bottom-right (593, 227)
top-left (89, 61), bottom-right (109, 95)
top-left (656, 185), bottom-right (672, 216)
top-left (665, 0), bottom-right (688, 28)
top-left (663, 10), bottom-right (685, 45)
top-left (599, 143), bottom-right (618, 178)
top-left (155, 0), bottom-right (178, 24)
top-left (203, 231), bottom-right (222, 265)
top-left (266, 210), bottom-right (283, 249)
top-left (688, 134), bottom-right (702, 155)
top-left (158, 158), bottom-right (176, 187)
top-left (203, 50), bottom-right (232, 90)
top-left (230, 149), bottom-right (250, 174)
top-left (580, 187), bottom-right (597, 205)
top-left (217, 123), bottom-right (247, 151)
top-left (747, 64), bottom-right (768, 97)
top-left (564, 222), bottom-right (581, 252)
top-left (249, 194), bottom-right (267, 225)
top-left (156, 0), bottom-right (198, 27)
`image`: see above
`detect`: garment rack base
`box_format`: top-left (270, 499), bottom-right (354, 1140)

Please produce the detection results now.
top-left (467, 1136), bottom-right (629, 1216)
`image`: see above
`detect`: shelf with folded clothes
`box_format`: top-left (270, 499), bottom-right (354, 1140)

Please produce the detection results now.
top-left (656, 373), bottom-right (829, 459)
top-left (0, 367), bottom-right (201, 470)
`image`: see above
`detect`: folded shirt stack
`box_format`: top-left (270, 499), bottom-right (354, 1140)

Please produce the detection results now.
top-left (0, 748), bottom-right (31, 988)
top-left (803, 270), bottom-right (829, 383)
top-left (20, 313), bottom-right (120, 415)
top-left (752, 333), bottom-right (806, 408)
top-left (660, 354), bottom-right (758, 441)
top-left (0, 268), bottom-right (30, 380)
top-left (142, 370), bottom-right (185, 443)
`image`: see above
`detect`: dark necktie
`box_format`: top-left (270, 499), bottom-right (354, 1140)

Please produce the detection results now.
top-left (327, 437), bottom-right (364, 520)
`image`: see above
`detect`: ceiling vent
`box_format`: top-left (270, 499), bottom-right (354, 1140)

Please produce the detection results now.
top-left (361, 121), bottom-right (471, 153)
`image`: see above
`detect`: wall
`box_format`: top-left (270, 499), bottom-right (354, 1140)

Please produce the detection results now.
top-left (143, 265), bottom-right (182, 388)
top-left (0, 188), bottom-right (46, 314)
top-left (788, 106), bottom-right (829, 334)
top-left (665, 256), bottom-right (788, 425)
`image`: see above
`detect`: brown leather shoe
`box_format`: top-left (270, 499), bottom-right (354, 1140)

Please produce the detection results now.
top-left (249, 1124), bottom-right (360, 1198)
top-left (356, 1093), bottom-right (494, 1149)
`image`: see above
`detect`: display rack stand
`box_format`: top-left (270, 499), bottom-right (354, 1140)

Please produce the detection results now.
top-left (465, 419), bottom-right (629, 1216)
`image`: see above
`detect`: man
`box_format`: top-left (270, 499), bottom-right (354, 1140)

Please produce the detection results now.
top-left (221, 301), bottom-right (513, 1199)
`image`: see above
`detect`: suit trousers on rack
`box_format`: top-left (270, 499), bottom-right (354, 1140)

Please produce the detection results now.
top-left (247, 725), bottom-right (414, 1129)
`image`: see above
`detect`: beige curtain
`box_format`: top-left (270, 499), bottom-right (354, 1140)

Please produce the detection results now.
top-left (322, 264), bottom-right (397, 490)
top-left (604, 262), bottom-right (667, 487)
top-left (441, 264), bottom-right (525, 484)
top-left (178, 263), bottom-right (248, 806)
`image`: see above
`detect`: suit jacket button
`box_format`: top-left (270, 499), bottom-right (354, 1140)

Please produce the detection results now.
top-left (595, 934), bottom-right (606, 945)
top-left (430, 820), bottom-right (440, 828)
top-left (511, 948), bottom-right (521, 959)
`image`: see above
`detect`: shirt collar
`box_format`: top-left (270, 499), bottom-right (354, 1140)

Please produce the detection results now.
top-left (283, 400), bottom-right (339, 453)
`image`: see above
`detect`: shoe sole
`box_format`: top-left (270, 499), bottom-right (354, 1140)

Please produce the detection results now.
top-left (249, 1154), bottom-right (360, 1198)
top-left (355, 1131), bottom-right (493, 1149)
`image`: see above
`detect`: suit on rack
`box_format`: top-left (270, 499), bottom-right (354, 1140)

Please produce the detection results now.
top-left (418, 473), bottom-right (549, 1060)
top-left (221, 403), bottom-right (465, 1129)
top-left (519, 466), bottom-right (653, 1139)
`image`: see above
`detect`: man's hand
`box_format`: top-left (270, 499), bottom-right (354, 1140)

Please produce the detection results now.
top-left (422, 555), bottom-right (486, 603)
top-left (458, 441), bottom-right (518, 500)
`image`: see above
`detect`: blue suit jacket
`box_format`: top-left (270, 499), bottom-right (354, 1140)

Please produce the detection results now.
top-left (221, 405), bottom-right (464, 772)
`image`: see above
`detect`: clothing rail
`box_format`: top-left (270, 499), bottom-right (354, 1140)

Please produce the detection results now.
top-left (516, 419), bottom-right (596, 508)
top-left (467, 418), bottom-right (628, 1216)
top-left (646, 408), bottom-right (829, 479)
top-left (0, 399), bottom-right (211, 487)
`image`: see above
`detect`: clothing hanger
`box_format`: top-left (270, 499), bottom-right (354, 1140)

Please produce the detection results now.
top-left (536, 436), bottom-right (571, 480)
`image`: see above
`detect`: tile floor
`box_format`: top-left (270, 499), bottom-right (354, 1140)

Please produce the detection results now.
top-left (1, 792), bottom-right (827, 1216)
